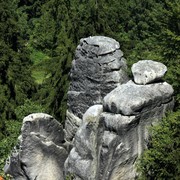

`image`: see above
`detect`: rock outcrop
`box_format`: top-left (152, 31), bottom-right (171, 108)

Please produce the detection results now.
top-left (65, 36), bottom-right (129, 140)
top-left (4, 113), bottom-right (69, 180)
top-left (65, 67), bottom-right (174, 179)
top-left (5, 36), bottom-right (174, 180)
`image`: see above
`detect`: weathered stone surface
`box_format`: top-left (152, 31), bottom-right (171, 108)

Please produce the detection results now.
top-left (79, 36), bottom-right (120, 56)
top-left (103, 80), bottom-right (174, 116)
top-left (65, 93), bottom-right (174, 180)
top-left (102, 113), bottom-right (138, 134)
top-left (131, 60), bottom-right (167, 85)
top-left (4, 113), bottom-right (68, 180)
top-left (65, 36), bottom-right (128, 140)
top-left (65, 105), bottom-right (104, 180)
top-left (64, 58), bottom-right (174, 179)
top-left (99, 99), bottom-right (174, 180)
top-left (65, 110), bottom-right (82, 141)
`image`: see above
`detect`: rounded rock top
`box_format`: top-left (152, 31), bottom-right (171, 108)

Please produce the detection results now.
top-left (131, 60), bottom-right (167, 85)
top-left (23, 113), bottom-right (53, 123)
top-left (79, 36), bottom-right (120, 56)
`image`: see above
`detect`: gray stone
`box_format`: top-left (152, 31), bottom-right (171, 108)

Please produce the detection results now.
top-left (103, 80), bottom-right (174, 116)
top-left (65, 36), bottom-right (128, 139)
top-left (4, 113), bottom-right (68, 180)
top-left (100, 101), bottom-right (175, 180)
top-left (101, 113), bottom-right (138, 134)
top-left (65, 105), bottom-right (104, 180)
top-left (65, 110), bottom-right (82, 141)
top-left (64, 98), bottom-right (174, 180)
top-left (64, 58), bottom-right (174, 179)
top-left (131, 60), bottom-right (167, 85)
top-left (82, 104), bottom-right (103, 123)
top-left (79, 36), bottom-right (120, 56)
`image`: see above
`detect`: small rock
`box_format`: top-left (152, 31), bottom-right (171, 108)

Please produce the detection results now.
top-left (131, 60), bottom-right (167, 85)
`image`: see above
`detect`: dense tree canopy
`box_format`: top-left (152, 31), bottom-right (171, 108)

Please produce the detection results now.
top-left (0, 0), bottom-right (179, 178)
top-left (0, 0), bottom-right (36, 137)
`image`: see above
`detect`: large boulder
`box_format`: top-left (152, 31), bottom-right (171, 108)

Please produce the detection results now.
top-left (103, 80), bottom-right (174, 116)
top-left (4, 113), bottom-right (68, 180)
top-left (65, 36), bottom-right (129, 140)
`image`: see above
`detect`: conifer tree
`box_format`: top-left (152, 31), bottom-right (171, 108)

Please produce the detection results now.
top-left (154, 0), bottom-right (180, 106)
top-left (0, 0), bottom-right (36, 137)
top-left (33, 0), bottom-right (75, 122)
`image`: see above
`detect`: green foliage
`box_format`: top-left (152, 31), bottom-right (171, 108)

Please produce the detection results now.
top-left (30, 47), bottom-right (50, 84)
top-left (0, 120), bottom-right (21, 179)
top-left (150, 0), bottom-right (180, 107)
top-left (0, 0), bottom-right (36, 140)
top-left (137, 110), bottom-right (180, 179)
top-left (15, 99), bottom-right (45, 120)
top-left (29, 47), bottom-right (49, 65)
top-left (65, 173), bottom-right (75, 180)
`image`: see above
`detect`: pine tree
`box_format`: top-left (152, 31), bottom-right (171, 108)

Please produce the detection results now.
top-left (32, 0), bottom-right (75, 122)
top-left (0, 0), bottom-right (36, 137)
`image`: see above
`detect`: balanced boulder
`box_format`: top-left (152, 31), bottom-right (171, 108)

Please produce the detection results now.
top-left (131, 60), bottom-right (167, 85)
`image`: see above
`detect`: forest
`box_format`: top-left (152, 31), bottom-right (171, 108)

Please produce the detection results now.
top-left (0, 0), bottom-right (179, 179)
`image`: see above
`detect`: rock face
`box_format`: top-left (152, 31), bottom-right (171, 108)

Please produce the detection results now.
top-left (65, 81), bottom-right (174, 180)
top-left (65, 105), bottom-right (104, 180)
top-left (5, 36), bottom-right (175, 180)
top-left (4, 113), bottom-right (68, 180)
top-left (131, 60), bottom-right (167, 85)
top-left (64, 38), bottom-right (174, 180)
top-left (65, 36), bottom-right (129, 140)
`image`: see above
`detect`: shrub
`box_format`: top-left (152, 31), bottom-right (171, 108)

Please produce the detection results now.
top-left (137, 110), bottom-right (180, 179)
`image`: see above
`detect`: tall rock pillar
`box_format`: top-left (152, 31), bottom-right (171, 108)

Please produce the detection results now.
top-left (65, 36), bottom-right (129, 140)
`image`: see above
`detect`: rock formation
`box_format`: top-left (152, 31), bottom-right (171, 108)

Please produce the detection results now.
top-left (65, 36), bottom-right (129, 140)
top-left (4, 113), bottom-right (69, 180)
top-left (5, 36), bottom-right (174, 180)
top-left (64, 37), bottom-right (174, 180)
top-left (65, 73), bottom-right (174, 180)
